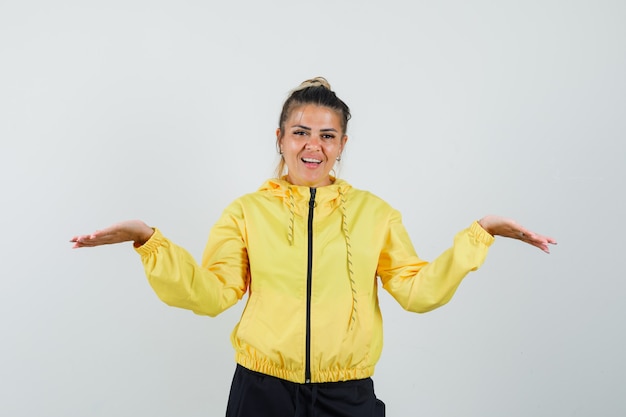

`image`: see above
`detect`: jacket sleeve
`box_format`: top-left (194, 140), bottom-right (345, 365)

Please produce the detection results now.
top-left (378, 211), bottom-right (494, 313)
top-left (135, 202), bottom-right (249, 317)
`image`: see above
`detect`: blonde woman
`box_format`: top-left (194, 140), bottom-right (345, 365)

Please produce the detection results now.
top-left (71, 77), bottom-right (556, 417)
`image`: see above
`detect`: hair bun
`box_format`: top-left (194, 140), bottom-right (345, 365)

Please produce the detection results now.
top-left (293, 77), bottom-right (331, 92)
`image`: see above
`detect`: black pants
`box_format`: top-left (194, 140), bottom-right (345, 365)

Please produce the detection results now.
top-left (226, 365), bottom-right (385, 417)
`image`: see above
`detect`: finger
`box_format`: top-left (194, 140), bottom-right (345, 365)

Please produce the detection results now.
top-left (74, 235), bottom-right (100, 245)
top-left (74, 240), bottom-right (104, 248)
top-left (514, 232), bottom-right (550, 252)
top-left (526, 240), bottom-right (550, 254)
top-left (529, 234), bottom-right (557, 246)
top-left (536, 239), bottom-right (553, 253)
top-left (72, 239), bottom-right (93, 248)
top-left (70, 234), bottom-right (90, 242)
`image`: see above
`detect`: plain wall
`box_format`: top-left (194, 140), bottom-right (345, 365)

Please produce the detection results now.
top-left (1, 0), bottom-right (625, 416)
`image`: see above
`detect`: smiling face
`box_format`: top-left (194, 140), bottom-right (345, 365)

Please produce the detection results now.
top-left (277, 104), bottom-right (348, 188)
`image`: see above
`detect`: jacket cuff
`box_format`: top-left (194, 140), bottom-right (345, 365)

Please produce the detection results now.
top-left (470, 221), bottom-right (495, 246)
top-left (134, 227), bottom-right (163, 256)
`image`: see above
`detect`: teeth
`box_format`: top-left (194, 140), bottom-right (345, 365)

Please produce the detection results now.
top-left (302, 158), bottom-right (321, 163)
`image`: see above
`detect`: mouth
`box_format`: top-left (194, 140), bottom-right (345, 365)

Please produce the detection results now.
top-left (301, 157), bottom-right (322, 165)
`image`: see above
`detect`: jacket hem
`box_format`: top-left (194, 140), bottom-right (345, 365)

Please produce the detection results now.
top-left (235, 353), bottom-right (375, 384)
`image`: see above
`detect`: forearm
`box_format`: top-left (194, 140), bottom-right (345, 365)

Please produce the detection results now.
top-left (136, 228), bottom-right (246, 316)
top-left (383, 221), bottom-right (494, 313)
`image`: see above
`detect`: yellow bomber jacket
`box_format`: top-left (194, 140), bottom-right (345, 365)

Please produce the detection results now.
top-left (135, 178), bottom-right (494, 383)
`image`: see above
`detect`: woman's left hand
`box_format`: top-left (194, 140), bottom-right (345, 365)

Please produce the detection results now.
top-left (478, 215), bottom-right (557, 254)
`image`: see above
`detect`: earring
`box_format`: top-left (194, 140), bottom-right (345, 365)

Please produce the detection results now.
top-left (336, 155), bottom-right (341, 162)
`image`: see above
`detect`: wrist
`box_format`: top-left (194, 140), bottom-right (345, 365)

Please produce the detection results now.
top-left (133, 224), bottom-right (154, 247)
top-left (477, 218), bottom-right (494, 236)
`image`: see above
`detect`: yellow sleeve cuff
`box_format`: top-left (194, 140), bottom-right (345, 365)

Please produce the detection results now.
top-left (134, 227), bottom-right (164, 256)
top-left (470, 221), bottom-right (495, 246)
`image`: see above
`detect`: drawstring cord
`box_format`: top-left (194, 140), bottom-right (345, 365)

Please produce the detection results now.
top-left (338, 188), bottom-right (357, 330)
top-left (288, 187), bottom-right (295, 246)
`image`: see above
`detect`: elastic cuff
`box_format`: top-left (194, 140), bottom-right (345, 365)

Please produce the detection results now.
top-left (470, 221), bottom-right (495, 246)
top-left (134, 227), bottom-right (164, 256)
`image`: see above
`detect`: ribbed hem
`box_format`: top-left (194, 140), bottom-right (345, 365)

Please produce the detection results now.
top-left (470, 221), bottom-right (495, 246)
top-left (235, 353), bottom-right (375, 384)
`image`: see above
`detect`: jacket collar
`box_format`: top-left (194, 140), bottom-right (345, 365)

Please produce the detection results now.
top-left (258, 177), bottom-right (352, 208)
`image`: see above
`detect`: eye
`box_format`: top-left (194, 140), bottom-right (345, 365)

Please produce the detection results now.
top-left (293, 130), bottom-right (307, 136)
top-left (322, 134), bottom-right (335, 140)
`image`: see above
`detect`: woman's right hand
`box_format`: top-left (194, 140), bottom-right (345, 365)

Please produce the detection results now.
top-left (70, 220), bottom-right (154, 248)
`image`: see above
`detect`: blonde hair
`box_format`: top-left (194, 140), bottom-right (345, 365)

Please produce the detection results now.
top-left (291, 77), bottom-right (332, 92)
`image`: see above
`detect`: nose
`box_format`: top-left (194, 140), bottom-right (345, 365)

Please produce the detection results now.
top-left (305, 136), bottom-right (321, 149)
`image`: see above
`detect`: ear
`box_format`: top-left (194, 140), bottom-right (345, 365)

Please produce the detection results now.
top-left (276, 128), bottom-right (283, 152)
top-left (340, 135), bottom-right (348, 152)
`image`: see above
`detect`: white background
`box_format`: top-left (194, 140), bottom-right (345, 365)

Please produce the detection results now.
top-left (1, 0), bottom-right (624, 416)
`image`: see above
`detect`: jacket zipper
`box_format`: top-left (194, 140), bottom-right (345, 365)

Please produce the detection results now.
top-left (305, 187), bottom-right (316, 383)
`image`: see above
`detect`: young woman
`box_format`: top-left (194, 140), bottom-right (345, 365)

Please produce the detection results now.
top-left (71, 77), bottom-right (556, 417)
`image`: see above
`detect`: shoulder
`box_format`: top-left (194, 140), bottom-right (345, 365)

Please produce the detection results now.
top-left (346, 185), bottom-right (394, 209)
top-left (221, 191), bottom-right (272, 216)
top-left (348, 187), bottom-right (386, 203)
top-left (221, 180), bottom-right (286, 216)
top-left (344, 185), bottom-right (401, 222)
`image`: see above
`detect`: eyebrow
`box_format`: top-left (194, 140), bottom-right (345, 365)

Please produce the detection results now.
top-left (290, 124), bottom-right (338, 132)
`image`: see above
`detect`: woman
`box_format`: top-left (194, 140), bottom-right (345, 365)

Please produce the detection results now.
top-left (71, 77), bottom-right (556, 416)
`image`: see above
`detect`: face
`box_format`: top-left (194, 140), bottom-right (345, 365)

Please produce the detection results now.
top-left (277, 105), bottom-right (348, 188)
